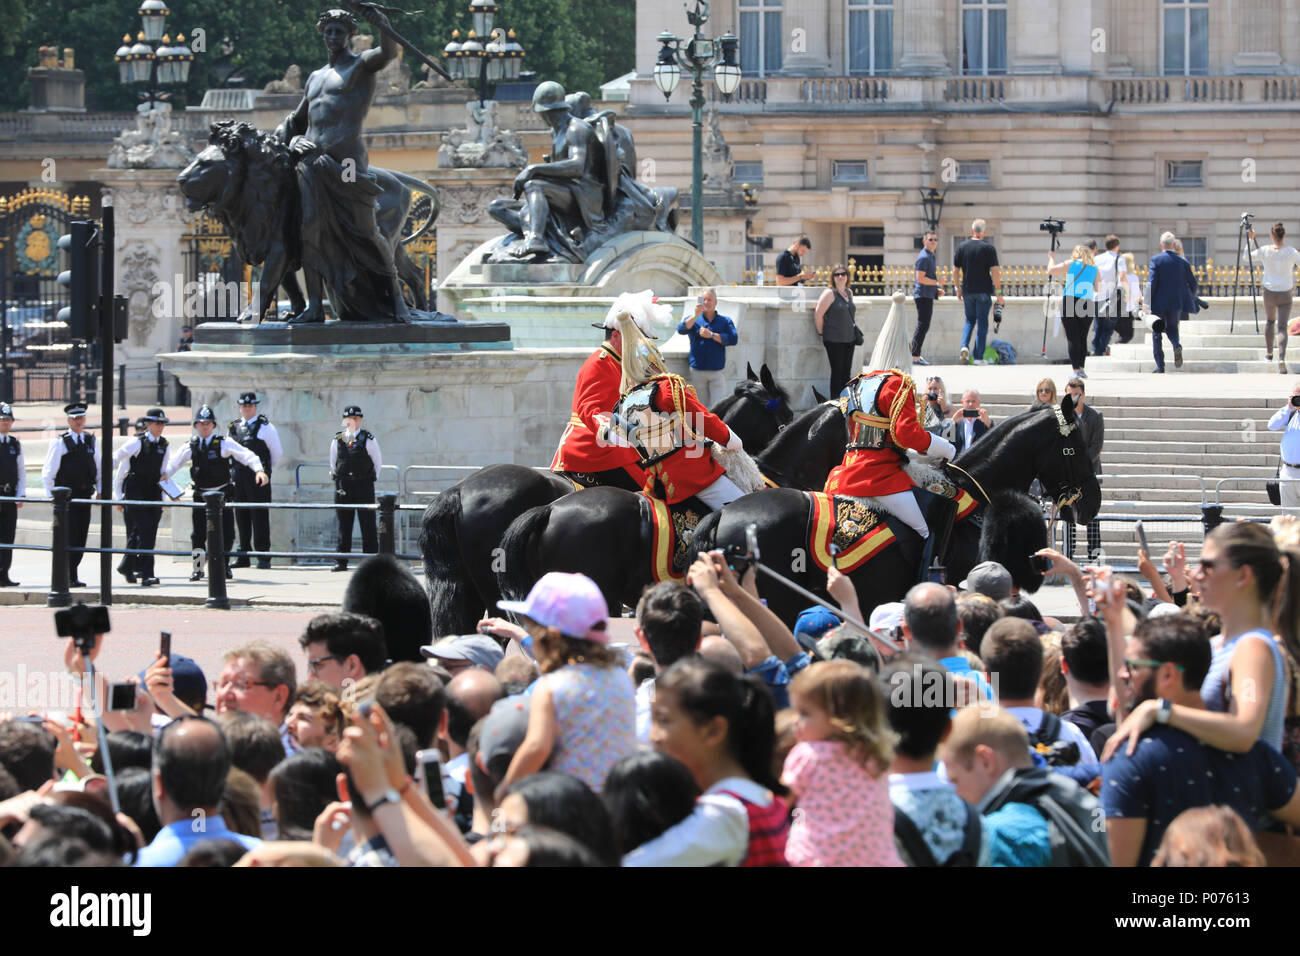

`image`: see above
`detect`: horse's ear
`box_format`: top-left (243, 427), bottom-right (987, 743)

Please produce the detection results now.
top-left (746, 362), bottom-right (758, 382)
top-left (1060, 394), bottom-right (1077, 422)
top-left (812, 386), bottom-right (828, 404)
top-left (759, 363), bottom-right (777, 395)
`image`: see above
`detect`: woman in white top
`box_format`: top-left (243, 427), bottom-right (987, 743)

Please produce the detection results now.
top-left (1249, 222), bottom-right (1300, 374)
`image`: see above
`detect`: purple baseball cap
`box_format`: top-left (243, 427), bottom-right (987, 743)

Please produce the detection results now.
top-left (498, 572), bottom-right (610, 643)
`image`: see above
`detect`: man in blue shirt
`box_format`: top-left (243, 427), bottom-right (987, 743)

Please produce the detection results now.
top-left (1101, 615), bottom-right (1300, 866)
top-left (677, 288), bottom-right (738, 409)
top-left (1268, 382), bottom-right (1300, 508)
top-left (135, 715), bottom-right (262, 866)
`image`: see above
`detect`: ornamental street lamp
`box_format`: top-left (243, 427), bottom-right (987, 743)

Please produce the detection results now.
top-left (651, 0), bottom-right (740, 253)
top-left (920, 185), bottom-right (947, 233)
top-left (444, 0), bottom-right (526, 107)
top-left (113, 1), bottom-right (193, 111)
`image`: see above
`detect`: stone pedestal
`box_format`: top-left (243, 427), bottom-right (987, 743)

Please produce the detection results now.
top-left (95, 167), bottom-right (193, 385)
top-left (426, 168), bottom-right (517, 312)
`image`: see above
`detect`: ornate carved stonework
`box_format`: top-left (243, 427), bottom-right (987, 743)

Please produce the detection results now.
top-left (108, 105), bottom-right (196, 170)
top-left (118, 240), bottom-right (162, 346)
top-left (113, 184), bottom-right (190, 227)
top-left (437, 101), bottom-right (528, 169)
top-left (440, 186), bottom-right (498, 225)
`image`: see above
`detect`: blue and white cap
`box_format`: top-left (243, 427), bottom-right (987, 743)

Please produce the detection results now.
top-left (64, 402), bottom-right (88, 417)
top-left (193, 404), bottom-right (217, 424)
top-left (0, 402), bottom-right (12, 420)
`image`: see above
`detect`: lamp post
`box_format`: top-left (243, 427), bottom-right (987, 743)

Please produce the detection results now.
top-left (113, 1), bottom-right (194, 112)
top-left (443, 0), bottom-right (526, 107)
top-left (919, 185), bottom-right (947, 233)
top-left (651, 0), bottom-right (741, 253)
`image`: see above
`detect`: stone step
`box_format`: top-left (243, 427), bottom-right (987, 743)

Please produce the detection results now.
top-left (1102, 439), bottom-right (1278, 458)
top-left (1105, 428), bottom-right (1267, 443)
top-left (1099, 460), bottom-right (1273, 477)
top-left (1098, 486), bottom-right (1262, 503)
top-left (1083, 357), bottom-right (1285, 374)
top-left (1108, 344), bottom-right (1279, 362)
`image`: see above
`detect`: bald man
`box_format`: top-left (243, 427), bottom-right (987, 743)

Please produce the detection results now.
top-left (441, 668), bottom-right (505, 831)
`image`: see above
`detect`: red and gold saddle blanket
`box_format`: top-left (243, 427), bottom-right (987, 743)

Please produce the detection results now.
top-left (805, 493), bottom-right (897, 574)
top-left (646, 495), bottom-right (708, 582)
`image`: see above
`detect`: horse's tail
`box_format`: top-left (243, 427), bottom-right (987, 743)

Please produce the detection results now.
top-left (980, 489), bottom-right (1049, 593)
top-left (497, 503), bottom-right (552, 603)
top-left (418, 485), bottom-right (479, 635)
top-left (388, 171), bottom-right (441, 244)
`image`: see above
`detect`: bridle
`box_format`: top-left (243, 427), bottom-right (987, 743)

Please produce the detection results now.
top-left (1046, 406), bottom-right (1086, 539)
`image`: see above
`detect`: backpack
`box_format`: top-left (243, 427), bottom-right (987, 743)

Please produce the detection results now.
top-left (1029, 711), bottom-right (1080, 767)
top-left (989, 339), bottom-right (1018, 365)
top-left (981, 767), bottom-right (1111, 867)
top-left (893, 801), bottom-right (982, 867)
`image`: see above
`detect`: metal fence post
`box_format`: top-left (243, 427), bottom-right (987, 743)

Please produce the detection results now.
top-left (377, 493), bottom-right (396, 555)
top-left (117, 417), bottom-right (130, 437)
top-left (205, 491), bottom-right (230, 609)
top-left (117, 363), bottom-right (126, 409)
top-left (47, 487), bottom-right (71, 607)
top-left (156, 363), bottom-right (164, 406)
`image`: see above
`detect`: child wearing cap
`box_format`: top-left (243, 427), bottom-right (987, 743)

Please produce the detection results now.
top-left (497, 573), bottom-right (637, 794)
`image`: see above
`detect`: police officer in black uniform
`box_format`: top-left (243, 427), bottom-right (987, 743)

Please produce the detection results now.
top-left (112, 408), bottom-right (170, 586)
top-left (0, 402), bottom-right (24, 587)
top-left (41, 402), bottom-right (100, 588)
top-left (329, 405), bottom-right (383, 571)
top-left (228, 392), bottom-right (281, 569)
top-left (165, 404), bottom-right (267, 581)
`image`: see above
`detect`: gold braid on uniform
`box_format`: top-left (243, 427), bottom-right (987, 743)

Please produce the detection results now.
top-left (664, 374), bottom-right (699, 441)
top-left (886, 368), bottom-right (920, 444)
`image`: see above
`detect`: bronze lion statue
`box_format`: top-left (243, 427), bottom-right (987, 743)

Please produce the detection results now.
top-left (177, 120), bottom-right (438, 324)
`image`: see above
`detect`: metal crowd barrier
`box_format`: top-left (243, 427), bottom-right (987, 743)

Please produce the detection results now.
top-left (1, 487), bottom-right (405, 610)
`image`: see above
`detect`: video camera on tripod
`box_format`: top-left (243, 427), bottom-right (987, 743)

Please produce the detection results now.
top-left (1232, 211), bottom-right (1260, 334)
top-left (1040, 217), bottom-right (1066, 252)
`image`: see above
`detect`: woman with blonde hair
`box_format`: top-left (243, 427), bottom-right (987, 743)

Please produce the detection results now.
top-left (1047, 244), bottom-right (1097, 380)
top-left (1030, 378), bottom-right (1057, 410)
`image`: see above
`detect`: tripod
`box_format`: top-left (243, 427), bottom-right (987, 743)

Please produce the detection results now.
top-left (1230, 215), bottom-right (1260, 335)
top-left (1041, 227), bottom-right (1063, 357)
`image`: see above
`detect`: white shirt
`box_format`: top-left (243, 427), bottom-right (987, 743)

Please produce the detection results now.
top-left (41, 430), bottom-right (101, 496)
top-left (235, 416), bottom-right (282, 469)
top-left (1253, 243), bottom-right (1300, 293)
top-left (328, 430), bottom-right (383, 478)
top-left (0, 433), bottom-right (26, 498)
top-left (164, 434), bottom-right (264, 487)
top-left (1268, 403), bottom-right (1300, 465)
top-left (622, 776), bottom-right (773, 867)
top-left (112, 434), bottom-right (167, 501)
top-left (1123, 270), bottom-right (1143, 311)
top-left (1093, 250), bottom-right (1127, 301)
top-left (1004, 706), bottom-right (1098, 764)
top-left (635, 677), bottom-right (655, 747)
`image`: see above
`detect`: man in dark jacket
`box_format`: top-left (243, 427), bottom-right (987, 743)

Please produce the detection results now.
top-left (1063, 377), bottom-right (1103, 562)
top-left (1146, 232), bottom-right (1197, 373)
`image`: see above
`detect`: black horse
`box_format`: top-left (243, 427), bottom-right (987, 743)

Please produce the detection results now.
top-left (693, 397), bottom-right (1102, 626)
top-left (419, 364), bottom-right (793, 635)
top-left (495, 398), bottom-right (1100, 625)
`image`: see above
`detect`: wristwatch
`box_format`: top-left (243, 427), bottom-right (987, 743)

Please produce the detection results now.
top-left (1154, 698), bottom-right (1173, 725)
top-left (364, 788), bottom-right (402, 814)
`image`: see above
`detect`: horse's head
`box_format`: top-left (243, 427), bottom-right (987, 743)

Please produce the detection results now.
top-left (754, 401), bottom-right (846, 490)
top-left (1031, 395), bottom-right (1101, 524)
top-left (745, 362), bottom-right (794, 428)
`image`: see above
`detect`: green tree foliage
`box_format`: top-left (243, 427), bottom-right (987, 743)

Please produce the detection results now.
top-left (0, 0), bottom-right (634, 113)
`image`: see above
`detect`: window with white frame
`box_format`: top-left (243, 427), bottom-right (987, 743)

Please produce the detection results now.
top-left (961, 0), bottom-right (1006, 75)
top-left (1162, 0), bottom-right (1209, 76)
top-left (832, 160), bottom-right (869, 184)
top-left (1165, 160), bottom-right (1203, 186)
top-left (739, 0), bottom-right (783, 77)
top-left (733, 161), bottom-right (764, 184)
top-left (848, 0), bottom-right (893, 75)
top-left (953, 160), bottom-right (991, 183)
top-left (1181, 236), bottom-right (1208, 268)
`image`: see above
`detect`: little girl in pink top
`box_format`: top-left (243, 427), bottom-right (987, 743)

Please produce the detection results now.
top-left (782, 660), bottom-right (903, 867)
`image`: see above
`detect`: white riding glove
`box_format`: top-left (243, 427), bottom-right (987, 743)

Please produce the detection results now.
top-left (926, 434), bottom-right (956, 461)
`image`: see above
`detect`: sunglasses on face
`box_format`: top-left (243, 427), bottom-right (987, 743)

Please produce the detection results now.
top-left (1124, 659), bottom-right (1185, 673)
top-left (833, 272), bottom-right (848, 278)
top-left (1037, 389), bottom-right (1053, 395)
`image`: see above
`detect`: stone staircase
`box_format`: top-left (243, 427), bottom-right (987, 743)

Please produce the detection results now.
top-left (1087, 314), bottom-right (1288, 374)
top-left (981, 393), bottom-right (1281, 569)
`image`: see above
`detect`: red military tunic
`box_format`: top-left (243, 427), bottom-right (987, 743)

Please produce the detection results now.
top-left (551, 343), bottom-right (646, 484)
top-left (637, 376), bottom-right (734, 504)
top-left (824, 369), bottom-right (933, 497)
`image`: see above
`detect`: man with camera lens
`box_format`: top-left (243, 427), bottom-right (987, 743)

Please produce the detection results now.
top-left (1268, 382), bottom-right (1300, 508)
top-left (945, 389), bottom-right (992, 454)
top-left (953, 220), bottom-right (1003, 365)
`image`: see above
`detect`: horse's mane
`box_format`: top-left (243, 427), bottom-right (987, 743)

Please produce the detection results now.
top-left (757, 401), bottom-right (839, 460)
top-left (952, 404), bottom-right (1047, 467)
top-left (206, 120), bottom-right (297, 265)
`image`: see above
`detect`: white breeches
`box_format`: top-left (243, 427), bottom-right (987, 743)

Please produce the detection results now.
top-left (874, 490), bottom-right (929, 539)
top-left (696, 474), bottom-right (744, 510)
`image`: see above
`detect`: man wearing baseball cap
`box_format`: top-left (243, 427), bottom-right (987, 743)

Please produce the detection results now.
top-left (41, 402), bottom-right (100, 587)
top-left (0, 402), bottom-right (22, 587)
top-left (112, 408), bottom-right (171, 586)
top-left (329, 405), bottom-right (382, 571)
top-left (420, 634), bottom-right (505, 675)
top-left (959, 560), bottom-right (1013, 601)
top-left (164, 404), bottom-right (267, 581)
top-left (228, 392), bottom-right (281, 570)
